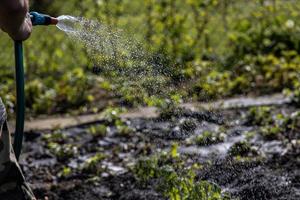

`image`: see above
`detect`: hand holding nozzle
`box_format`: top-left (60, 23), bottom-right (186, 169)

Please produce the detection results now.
top-left (0, 0), bottom-right (32, 41)
top-left (30, 12), bottom-right (58, 26)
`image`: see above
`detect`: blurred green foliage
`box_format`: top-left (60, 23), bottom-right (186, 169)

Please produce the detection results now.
top-left (1, 0), bottom-right (300, 116)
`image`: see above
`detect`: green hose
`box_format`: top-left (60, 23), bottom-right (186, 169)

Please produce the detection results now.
top-left (13, 41), bottom-right (25, 160)
top-left (11, 12), bottom-right (57, 160)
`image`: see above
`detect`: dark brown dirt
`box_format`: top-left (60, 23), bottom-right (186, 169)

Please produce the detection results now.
top-left (19, 105), bottom-right (300, 200)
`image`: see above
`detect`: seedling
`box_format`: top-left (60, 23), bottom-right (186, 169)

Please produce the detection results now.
top-left (102, 107), bottom-right (124, 125)
top-left (289, 83), bottom-right (300, 107)
top-left (259, 112), bottom-right (300, 140)
top-left (47, 142), bottom-right (78, 161)
top-left (228, 141), bottom-right (251, 157)
top-left (180, 118), bottom-right (197, 132)
top-left (195, 130), bottom-right (225, 146)
top-left (246, 106), bottom-right (272, 126)
top-left (158, 99), bottom-right (184, 120)
top-left (260, 126), bottom-right (281, 140)
top-left (42, 130), bottom-right (66, 143)
top-left (58, 167), bottom-right (72, 178)
top-left (88, 124), bottom-right (107, 137)
top-left (133, 145), bottom-right (228, 200)
top-left (116, 124), bottom-right (134, 136)
top-left (82, 153), bottom-right (106, 174)
top-left (245, 131), bottom-right (256, 141)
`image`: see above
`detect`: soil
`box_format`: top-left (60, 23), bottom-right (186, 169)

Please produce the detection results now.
top-left (19, 98), bottom-right (300, 200)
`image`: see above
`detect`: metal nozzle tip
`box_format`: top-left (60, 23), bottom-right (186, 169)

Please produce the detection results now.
top-left (50, 17), bottom-right (58, 25)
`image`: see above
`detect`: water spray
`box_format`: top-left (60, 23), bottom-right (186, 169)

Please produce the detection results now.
top-left (13, 11), bottom-right (170, 159)
top-left (13, 12), bottom-right (58, 160)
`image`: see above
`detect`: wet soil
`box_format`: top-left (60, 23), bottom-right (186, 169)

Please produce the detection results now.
top-left (19, 102), bottom-right (300, 200)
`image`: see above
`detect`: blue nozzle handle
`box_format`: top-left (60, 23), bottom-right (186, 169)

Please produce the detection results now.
top-left (30, 11), bottom-right (53, 26)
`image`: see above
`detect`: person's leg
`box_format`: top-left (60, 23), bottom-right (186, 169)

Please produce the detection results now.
top-left (0, 99), bottom-right (35, 199)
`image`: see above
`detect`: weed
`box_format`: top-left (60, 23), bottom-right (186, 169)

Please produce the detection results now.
top-left (58, 167), bottom-right (72, 178)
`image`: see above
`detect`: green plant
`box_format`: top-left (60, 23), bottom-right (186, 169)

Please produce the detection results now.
top-left (1, 0), bottom-right (300, 116)
top-left (158, 99), bottom-right (184, 120)
top-left (133, 144), bottom-right (228, 200)
top-left (189, 181), bottom-right (228, 200)
top-left (289, 82), bottom-right (300, 107)
top-left (245, 131), bottom-right (256, 141)
top-left (246, 106), bottom-right (273, 126)
top-left (228, 141), bottom-right (251, 157)
top-left (180, 118), bottom-right (197, 132)
top-left (82, 153), bottom-right (106, 174)
top-left (88, 124), bottom-right (107, 137)
top-left (133, 156), bottom-right (158, 184)
top-left (102, 107), bottom-right (124, 124)
top-left (290, 111), bottom-right (300, 131)
top-left (58, 167), bottom-right (72, 178)
top-left (195, 131), bottom-right (225, 146)
top-left (116, 124), bottom-right (133, 137)
top-left (260, 126), bottom-right (281, 140)
top-left (47, 143), bottom-right (78, 161)
top-left (42, 130), bottom-right (66, 143)
top-left (258, 112), bottom-right (300, 140)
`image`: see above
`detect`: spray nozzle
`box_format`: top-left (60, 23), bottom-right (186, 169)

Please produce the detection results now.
top-left (30, 12), bottom-right (58, 26)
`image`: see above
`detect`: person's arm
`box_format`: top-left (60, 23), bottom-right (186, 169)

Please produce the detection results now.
top-left (0, 0), bottom-right (32, 40)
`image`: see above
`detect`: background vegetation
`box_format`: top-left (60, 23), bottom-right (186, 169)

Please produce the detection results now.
top-left (1, 0), bottom-right (300, 116)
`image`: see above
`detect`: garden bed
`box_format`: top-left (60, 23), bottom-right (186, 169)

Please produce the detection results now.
top-left (20, 97), bottom-right (300, 200)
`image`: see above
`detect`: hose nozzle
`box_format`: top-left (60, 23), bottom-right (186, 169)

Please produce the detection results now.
top-left (30, 12), bottom-right (58, 26)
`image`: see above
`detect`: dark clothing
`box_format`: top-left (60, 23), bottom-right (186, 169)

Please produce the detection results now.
top-left (0, 98), bottom-right (35, 199)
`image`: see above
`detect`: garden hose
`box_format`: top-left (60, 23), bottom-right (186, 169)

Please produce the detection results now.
top-left (13, 12), bottom-right (58, 160)
top-left (13, 41), bottom-right (25, 160)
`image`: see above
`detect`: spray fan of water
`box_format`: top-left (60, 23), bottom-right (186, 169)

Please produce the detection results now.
top-left (56, 15), bottom-right (174, 98)
top-left (52, 15), bottom-right (300, 200)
